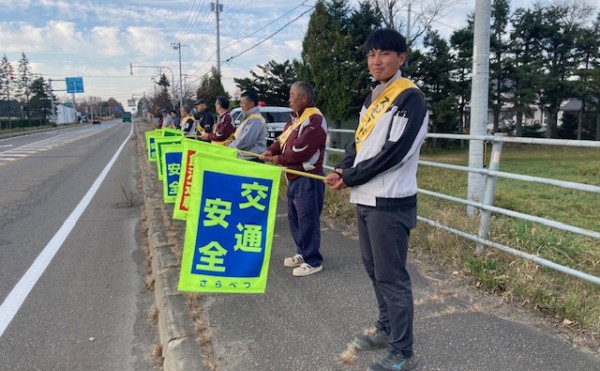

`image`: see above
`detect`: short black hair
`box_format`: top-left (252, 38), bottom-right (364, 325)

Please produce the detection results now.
top-left (365, 28), bottom-right (407, 54)
top-left (216, 96), bottom-right (229, 110)
top-left (241, 91), bottom-right (259, 106)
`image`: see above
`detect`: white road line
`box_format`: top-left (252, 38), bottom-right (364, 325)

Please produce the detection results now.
top-left (0, 124), bottom-right (133, 337)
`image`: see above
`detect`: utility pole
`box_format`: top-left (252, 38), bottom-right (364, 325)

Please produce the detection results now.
top-left (467, 0), bottom-right (492, 216)
top-left (48, 79), bottom-right (55, 126)
top-left (130, 63), bottom-right (176, 107)
top-left (406, 2), bottom-right (411, 69)
top-left (171, 42), bottom-right (185, 110)
top-left (211, 1), bottom-right (223, 77)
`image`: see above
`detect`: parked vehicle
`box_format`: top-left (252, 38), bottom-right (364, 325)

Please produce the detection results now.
top-left (231, 106), bottom-right (292, 139)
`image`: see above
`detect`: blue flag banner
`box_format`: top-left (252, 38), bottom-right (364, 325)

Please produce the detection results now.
top-left (145, 130), bottom-right (163, 162)
top-left (161, 144), bottom-right (184, 203)
top-left (178, 152), bottom-right (281, 294)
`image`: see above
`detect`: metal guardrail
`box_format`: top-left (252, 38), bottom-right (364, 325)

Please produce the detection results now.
top-left (324, 129), bottom-right (600, 285)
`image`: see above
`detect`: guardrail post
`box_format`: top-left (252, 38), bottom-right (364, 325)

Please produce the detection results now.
top-left (476, 135), bottom-right (503, 255)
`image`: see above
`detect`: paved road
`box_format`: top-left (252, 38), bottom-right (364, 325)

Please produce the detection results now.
top-left (0, 122), bottom-right (157, 370)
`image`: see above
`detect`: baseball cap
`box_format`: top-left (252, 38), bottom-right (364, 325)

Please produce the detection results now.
top-left (194, 98), bottom-right (206, 105)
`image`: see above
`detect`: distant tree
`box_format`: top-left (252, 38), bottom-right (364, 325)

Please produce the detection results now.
top-left (301, 0), bottom-right (356, 128)
top-left (157, 73), bottom-right (170, 94)
top-left (449, 15), bottom-right (474, 134)
top-left (234, 60), bottom-right (298, 106)
top-left (489, 0), bottom-right (511, 133)
top-left (536, 4), bottom-right (580, 138)
top-left (106, 97), bottom-right (123, 117)
top-left (28, 77), bottom-right (52, 124)
top-left (412, 29), bottom-right (458, 134)
top-left (371, 0), bottom-right (461, 45)
top-left (0, 55), bottom-right (13, 102)
top-left (507, 7), bottom-right (544, 136)
top-left (195, 66), bottom-right (230, 108)
top-left (572, 12), bottom-right (600, 140)
top-left (347, 0), bottom-right (383, 112)
top-left (16, 53), bottom-right (32, 120)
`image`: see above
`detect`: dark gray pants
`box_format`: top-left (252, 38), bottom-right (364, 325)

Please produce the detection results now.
top-left (357, 203), bottom-right (417, 357)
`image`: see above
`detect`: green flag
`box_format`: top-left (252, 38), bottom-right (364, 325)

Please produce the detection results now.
top-left (162, 127), bottom-right (184, 137)
top-left (154, 137), bottom-right (183, 181)
top-left (173, 139), bottom-right (237, 221)
top-left (161, 144), bottom-right (184, 203)
top-left (178, 152), bottom-right (281, 294)
top-left (145, 130), bottom-right (163, 162)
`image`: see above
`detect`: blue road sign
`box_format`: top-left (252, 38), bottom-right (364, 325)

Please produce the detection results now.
top-left (66, 77), bottom-right (84, 93)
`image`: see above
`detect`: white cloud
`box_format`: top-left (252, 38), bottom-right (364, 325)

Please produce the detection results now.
top-left (125, 27), bottom-right (168, 58)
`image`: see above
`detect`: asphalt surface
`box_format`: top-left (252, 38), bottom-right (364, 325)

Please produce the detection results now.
top-left (0, 123), bottom-right (157, 370)
top-left (136, 121), bottom-right (600, 371)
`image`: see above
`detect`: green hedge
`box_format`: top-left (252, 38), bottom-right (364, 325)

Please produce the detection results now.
top-left (0, 118), bottom-right (48, 130)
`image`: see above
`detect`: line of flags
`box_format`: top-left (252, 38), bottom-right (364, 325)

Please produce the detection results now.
top-left (145, 129), bottom-right (281, 294)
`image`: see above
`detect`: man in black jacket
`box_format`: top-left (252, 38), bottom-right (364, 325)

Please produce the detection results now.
top-left (194, 98), bottom-right (215, 136)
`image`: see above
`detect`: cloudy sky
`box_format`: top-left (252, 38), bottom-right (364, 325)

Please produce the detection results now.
top-left (0, 0), bottom-right (536, 109)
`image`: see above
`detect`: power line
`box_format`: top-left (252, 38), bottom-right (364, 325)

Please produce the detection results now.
top-left (224, 5), bottom-right (314, 63)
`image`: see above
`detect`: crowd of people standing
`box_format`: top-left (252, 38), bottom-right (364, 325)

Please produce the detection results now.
top-left (152, 28), bottom-right (427, 371)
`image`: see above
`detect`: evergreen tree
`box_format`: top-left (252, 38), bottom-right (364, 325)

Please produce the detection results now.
top-left (536, 4), bottom-right (579, 138)
top-left (489, 0), bottom-right (511, 132)
top-left (449, 15), bottom-right (474, 134)
top-left (572, 12), bottom-right (600, 140)
top-left (507, 7), bottom-right (544, 136)
top-left (16, 52), bottom-right (32, 119)
top-left (234, 60), bottom-right (298, 106)
top-left (347, 1), bottom-right (383, 112)
top-left (301, 0), bottom-right (355, 132)
top-left (195, 66), bottom-right (230, 108)
top-left (412, 29), bottom-right (458, 134)
top-left (28, 77), bottom-right (52, 124)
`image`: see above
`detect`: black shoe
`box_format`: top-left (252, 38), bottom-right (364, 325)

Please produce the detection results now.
top-left (351, 321), bottom-right (390, 350)
top-left (367, 350), bottom-right (417, 371)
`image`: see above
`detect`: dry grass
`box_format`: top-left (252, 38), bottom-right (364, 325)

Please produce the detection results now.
top-left (186, 294), bottom-right (217, 371)
top-left (338, 344), bottom-right (358, 365)
top-left (148, 304), bottom-right (159, 325)
top-left (322, 144), bottom-right (600, 336)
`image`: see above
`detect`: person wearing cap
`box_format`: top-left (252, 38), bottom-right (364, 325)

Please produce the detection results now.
top-left (161, 108), bottom-right (174, 129)
top-left (200, 96), bottom-right (234, 145)
top-left (324, 28), bottom-right (428, 371)
top-left (194, 98), bottom-right (215, 136)
top-left (180, 106), bottom-right (196, 137)
top-left (227, 90), bottom-right (267, 161)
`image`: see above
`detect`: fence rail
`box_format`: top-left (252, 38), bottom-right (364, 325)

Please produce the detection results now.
top-left (325, 129), bottom-right (600, 285)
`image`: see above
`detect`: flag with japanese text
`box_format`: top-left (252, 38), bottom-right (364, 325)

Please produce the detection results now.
top-left (173, 139), bottom-right (237, 221)
top-left (145, 130), bottom-right (163, 162)
top-left (162, 127), bottom-right (184, 137)
top-left (178, 152), bottom-right (281, 294)
top-left (161, 144), bottom-right (184, 203)
top-left (154, 137), bottom-right (183, 181)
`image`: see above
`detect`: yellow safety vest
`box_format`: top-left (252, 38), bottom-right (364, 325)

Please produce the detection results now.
top-left (355, 78), bottom-right (416, 153)
top-left (278, 107), bottom-right (322, 146)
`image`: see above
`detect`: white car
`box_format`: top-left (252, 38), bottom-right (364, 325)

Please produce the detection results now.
top-left (231, 106), bottom-right (292, 139)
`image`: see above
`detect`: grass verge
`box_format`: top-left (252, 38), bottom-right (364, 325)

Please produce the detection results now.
top-left (323, 144), bottom-right (600, 337)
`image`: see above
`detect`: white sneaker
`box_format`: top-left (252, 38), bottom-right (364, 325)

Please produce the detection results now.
top-left (292, 263), bottom-right (323, 277)
top-left (284, 254), bottom-right (304, 267)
